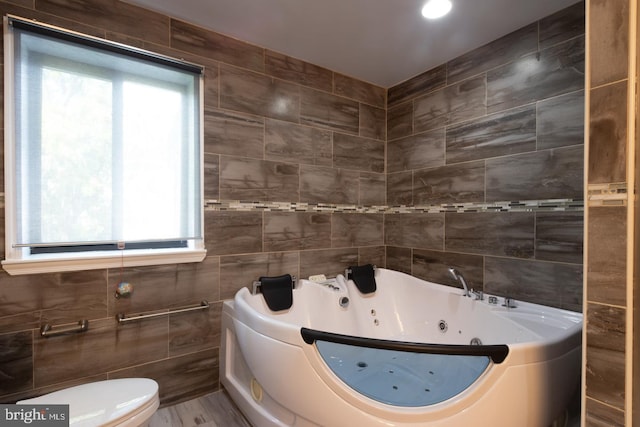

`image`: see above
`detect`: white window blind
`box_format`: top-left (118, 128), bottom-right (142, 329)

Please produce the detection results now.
top-left (3, 16), bottom-right (205, 273)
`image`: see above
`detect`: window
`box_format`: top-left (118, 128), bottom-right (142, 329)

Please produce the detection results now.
top-left (3, 16), bottom-right (206, 275)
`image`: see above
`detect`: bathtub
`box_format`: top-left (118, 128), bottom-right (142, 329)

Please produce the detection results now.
top-left (221, 268), bottom-right (582, 427)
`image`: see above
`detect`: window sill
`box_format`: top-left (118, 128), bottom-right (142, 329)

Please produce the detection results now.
top-left (2, 248), bottom-right (207, 275)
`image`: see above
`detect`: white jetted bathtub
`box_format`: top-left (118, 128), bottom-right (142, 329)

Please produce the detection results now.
top-left (221, 267), bottom-right (582, 427)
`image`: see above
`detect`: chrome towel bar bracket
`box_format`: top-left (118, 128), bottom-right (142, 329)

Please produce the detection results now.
top-left (116, 300), bottom-right (209, 324)
top-left (40, 319), bottom-right (89, 337)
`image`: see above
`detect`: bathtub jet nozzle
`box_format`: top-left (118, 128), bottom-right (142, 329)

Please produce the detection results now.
top-left (447, 267), bottom-right (471, 298)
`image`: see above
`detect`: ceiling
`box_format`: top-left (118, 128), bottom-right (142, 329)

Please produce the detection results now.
top-left (125, 0), bottom-right (579, 88)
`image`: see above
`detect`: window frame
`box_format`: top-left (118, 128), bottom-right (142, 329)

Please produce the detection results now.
top-left (2, 15), bottom-right (206, 275)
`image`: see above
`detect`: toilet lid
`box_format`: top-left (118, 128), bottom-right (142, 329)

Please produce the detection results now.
top-left (17, 378), bottom-right (159, 427)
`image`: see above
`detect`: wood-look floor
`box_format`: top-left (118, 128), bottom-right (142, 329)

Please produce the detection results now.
top-left (150, 389), bottom-right (581, 427)
top-left (149, 390), bottom-right (251, 427)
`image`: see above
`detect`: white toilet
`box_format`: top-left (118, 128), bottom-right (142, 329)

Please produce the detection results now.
top-left (17, 378), bottom-right (159, 427)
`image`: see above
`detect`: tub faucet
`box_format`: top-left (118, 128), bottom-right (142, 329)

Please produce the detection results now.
top-left (448, 267), bottom-right (471, 298)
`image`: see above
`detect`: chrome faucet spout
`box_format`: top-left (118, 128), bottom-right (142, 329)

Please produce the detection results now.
top-left (448, 267), bottom-right (471, 297)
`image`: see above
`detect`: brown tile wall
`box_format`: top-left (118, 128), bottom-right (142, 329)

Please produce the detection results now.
top-left (585, 0), bottom-right (633, 424)
top-left (386, 1), bottom-right (585, 312)
top-left (0, 0), bottom-right (385, 405)
top-left (0, 0), bottom-right (595, 414)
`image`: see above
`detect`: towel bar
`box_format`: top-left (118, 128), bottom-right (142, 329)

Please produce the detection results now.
top-left (116, 300), bottom-right (209, 323)
top-left (40, 320), bottom-right (89, 337)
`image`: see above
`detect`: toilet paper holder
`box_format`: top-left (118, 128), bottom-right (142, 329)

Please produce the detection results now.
top-left (40, 319), bottom-right (89, 338)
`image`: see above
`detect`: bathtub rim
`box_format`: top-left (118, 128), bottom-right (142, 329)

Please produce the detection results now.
top-left (229, 269), bottom-right (582, 366)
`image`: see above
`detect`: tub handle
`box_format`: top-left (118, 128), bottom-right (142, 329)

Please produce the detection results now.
top-left (301, 327), bottom-right (509, 364)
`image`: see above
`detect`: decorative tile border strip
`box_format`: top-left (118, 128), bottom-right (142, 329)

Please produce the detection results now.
top-left (205, 199), bottom-right (584, 213)
top-left (587, 183), bottom-right (628, 206)
top-left (0, 194), bottom-right (583, 213)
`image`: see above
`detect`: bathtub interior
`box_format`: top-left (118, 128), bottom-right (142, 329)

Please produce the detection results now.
top-left (315, 340), bottom-right (491, 407)
top-left (236, 268), bottom-right (581, 348)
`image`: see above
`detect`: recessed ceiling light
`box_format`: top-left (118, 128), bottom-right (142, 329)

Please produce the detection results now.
top-left (421, 0), bottom-right (452, 19)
